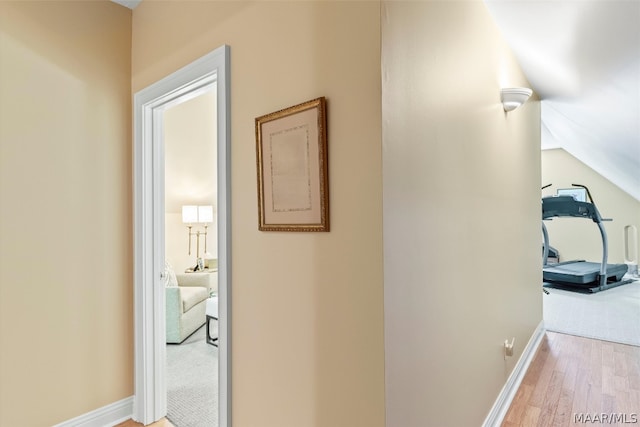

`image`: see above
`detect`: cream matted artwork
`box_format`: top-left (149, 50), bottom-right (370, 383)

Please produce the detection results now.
top-left (255, 97), bottom-right (329, 231)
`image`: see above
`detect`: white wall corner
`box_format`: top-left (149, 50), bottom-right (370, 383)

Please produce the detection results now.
top-left (52, 396), bottom-right (134, 427)
top-left (482, 321), bottom-right (546, 427)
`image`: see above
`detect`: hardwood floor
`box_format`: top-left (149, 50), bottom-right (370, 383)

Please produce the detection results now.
top-left (503, 331), bottom-right (640, 426)
top-left (116, 418), bottom-right (174, 427)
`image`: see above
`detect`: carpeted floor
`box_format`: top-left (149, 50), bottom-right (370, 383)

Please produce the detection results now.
top-left (166, 323), bottom-right (218, 427)
top-left (543, 276), bottom-right (640, 346)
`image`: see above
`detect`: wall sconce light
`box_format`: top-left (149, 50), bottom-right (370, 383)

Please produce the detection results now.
top-left (182, 205), bottom-right (214, 268)
top-left (501, 87), bottom-right (532, 112)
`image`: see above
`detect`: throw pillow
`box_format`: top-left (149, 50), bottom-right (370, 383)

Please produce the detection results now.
top-left (165, 261), bottom-right (179, 287)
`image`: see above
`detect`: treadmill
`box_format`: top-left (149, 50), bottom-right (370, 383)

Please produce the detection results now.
top-left (542, 184), bottom-right (631, 293)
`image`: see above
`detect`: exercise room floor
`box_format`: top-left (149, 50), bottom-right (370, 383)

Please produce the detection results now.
top-left (543, 278), bottom-right (640, 347)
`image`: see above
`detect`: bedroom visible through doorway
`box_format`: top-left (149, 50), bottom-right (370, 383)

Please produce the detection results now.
top-left (163, 86), bottom-right (219, 426)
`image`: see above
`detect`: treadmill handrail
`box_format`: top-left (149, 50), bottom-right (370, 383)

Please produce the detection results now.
top-left (572, 183), bottom-right (594, 205)
top-left (597, 221), bottom-right (609, 286)
top-left (542, 222), bottom-right (549, 267)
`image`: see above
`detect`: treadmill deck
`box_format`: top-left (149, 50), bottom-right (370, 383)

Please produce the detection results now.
top-left (543, 260), bottom-right (628, 285)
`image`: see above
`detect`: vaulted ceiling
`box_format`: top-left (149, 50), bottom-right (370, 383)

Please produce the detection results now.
top-left (485, 0), bottom-right (640, 201)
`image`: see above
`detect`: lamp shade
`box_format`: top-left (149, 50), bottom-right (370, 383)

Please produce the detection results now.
top-left (182, 205), bottom-right (198, 223)
top-left (198, 205), bottom-right (214, 223)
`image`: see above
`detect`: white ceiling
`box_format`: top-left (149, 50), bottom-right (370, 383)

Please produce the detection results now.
top-left (485, 0), bottom-right (640, 201)
top-left (111, 0), bottom-right (141, 9)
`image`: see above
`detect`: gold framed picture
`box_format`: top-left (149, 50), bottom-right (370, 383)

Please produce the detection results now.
top-left (255, 97), bottom-right (329, 232)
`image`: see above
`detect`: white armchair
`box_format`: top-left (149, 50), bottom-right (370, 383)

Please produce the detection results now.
top-left (166, 272), bottom-right (217, 344)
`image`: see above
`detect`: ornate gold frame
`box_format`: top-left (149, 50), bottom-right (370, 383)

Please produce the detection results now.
top-left (255, 97), bottom-right (329, 232)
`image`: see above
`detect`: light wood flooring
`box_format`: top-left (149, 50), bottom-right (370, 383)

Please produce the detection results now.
top-left (116, 418), bottom-right (174, 427)
top-left (503, 331), bottom-right (640, 426)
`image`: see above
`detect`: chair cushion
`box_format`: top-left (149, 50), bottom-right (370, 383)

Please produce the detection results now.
top-left (181, 286), bottom-right (208, 313)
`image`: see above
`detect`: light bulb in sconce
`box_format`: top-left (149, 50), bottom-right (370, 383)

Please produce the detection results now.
top-left (501, 87), bottom-right (532, 112)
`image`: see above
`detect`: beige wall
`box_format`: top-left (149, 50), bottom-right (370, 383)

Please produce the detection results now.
top-left (542, 148), bottom-right (640, 266)
top-left (0, 2), bottom-right (132, 426)
top-left (133, 2), bottom-right (384, 427)
top-left (382, 2), bottom-right (542, 426)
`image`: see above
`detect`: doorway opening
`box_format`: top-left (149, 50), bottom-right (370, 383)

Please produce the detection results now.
top-left (540, 148), bottom-right (640, 347)
top-left (133, 45), bottom-right (231, 426)
top-left (164, 86), bottom-right (218, 425)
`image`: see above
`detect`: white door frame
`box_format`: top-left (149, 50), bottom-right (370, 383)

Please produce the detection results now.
top-left (133, 45), bottom-right (231, 426)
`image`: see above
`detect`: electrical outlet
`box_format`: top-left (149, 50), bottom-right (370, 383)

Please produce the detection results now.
top-left (504, 337), bottom-right (515, 359)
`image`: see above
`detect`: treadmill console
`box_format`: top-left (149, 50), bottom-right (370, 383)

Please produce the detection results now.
top-left (542, 196), bottom-right (601, 223)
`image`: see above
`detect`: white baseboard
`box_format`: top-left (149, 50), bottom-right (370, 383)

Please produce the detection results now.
top-left (52, 396), bottom-right (134, 427)
top-left (482, 320), bottom-right (546, 427)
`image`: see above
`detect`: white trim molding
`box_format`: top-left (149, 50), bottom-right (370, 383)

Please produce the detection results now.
top-left (482, 321), bottom-right (546, 427)
top-left (52, 396), bottom-right (133, 427)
